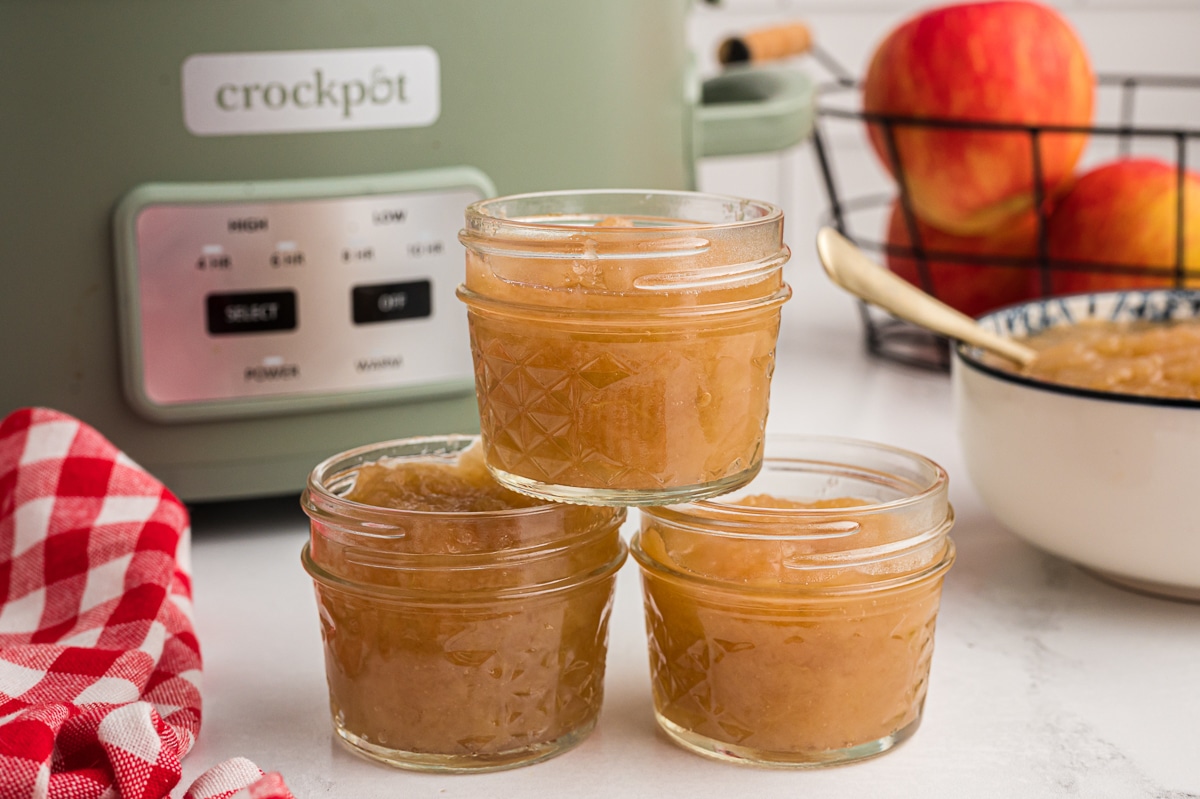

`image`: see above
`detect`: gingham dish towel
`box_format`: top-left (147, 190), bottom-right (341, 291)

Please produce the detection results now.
top-left (0, 408), bottom-right (293, 799)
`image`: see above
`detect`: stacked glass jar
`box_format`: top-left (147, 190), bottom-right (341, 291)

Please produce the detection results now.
top-left (302, 190), bottom-right (955, 772)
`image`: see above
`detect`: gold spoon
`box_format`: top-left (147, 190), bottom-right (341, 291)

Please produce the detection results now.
top-left (815, 226), bottom-right (1037, 368)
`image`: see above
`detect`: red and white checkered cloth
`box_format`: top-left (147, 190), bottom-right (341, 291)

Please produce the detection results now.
top-left (0, 408), bottom-right (293, 799)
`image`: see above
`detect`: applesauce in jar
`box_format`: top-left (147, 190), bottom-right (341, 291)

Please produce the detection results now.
top-left (301, 436), bottom-right (627, 772)
top-left (457, 190), bottom-right (792, 506)
top-left (632, 436), bottom-right (955, 767)
top-left (1016, 318), bottom-right (1200, 399)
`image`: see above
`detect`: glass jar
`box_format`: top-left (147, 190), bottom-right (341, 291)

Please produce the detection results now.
top-left (300, 435), bottom-right (628, 773)
top-left (632, 435), bottom-right (956, 767)
top-left (457, 190), bottom-right (792, 506)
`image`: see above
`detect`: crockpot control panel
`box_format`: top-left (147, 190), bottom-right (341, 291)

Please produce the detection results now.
top-left (114, 168), bottom-right (492, 422)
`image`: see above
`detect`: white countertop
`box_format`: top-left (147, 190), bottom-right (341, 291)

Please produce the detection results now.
top-left (181, 257), bottom-right (1200, 798)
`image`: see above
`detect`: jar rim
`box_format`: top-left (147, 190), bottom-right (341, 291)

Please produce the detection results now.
top-left (463, 188), bottom-right (784, 233)
top-left (302, 538), bottom-right (629, 604)
top-left (455, 283), bottom-right (793, 323)
top-left (302, 434), bottom-right (619, 530)
top-left (642, 435), bottom-right (950, 538)
top-left (630, 533), bottom-right (956, 599)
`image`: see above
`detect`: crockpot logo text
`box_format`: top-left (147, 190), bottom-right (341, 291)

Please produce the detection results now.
top-left (182, 47), bottom-right (440, 136)
top-left (214, 69), bottom-right (408, 119)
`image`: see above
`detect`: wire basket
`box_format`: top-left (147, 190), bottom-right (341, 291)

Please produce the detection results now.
top-left (807, 46), bottom-right (1200, 371)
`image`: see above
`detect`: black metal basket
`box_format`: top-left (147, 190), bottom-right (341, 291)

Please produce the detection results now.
top-left (807, 46), bottom-right (1200, 371)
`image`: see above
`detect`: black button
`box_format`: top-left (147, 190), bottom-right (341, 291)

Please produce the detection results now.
top-left (206, 291), bottom-right (297, 335)
top-left (352, 280), bottom-right (432, 324)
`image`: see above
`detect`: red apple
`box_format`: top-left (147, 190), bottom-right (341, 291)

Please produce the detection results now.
top-left (885, 200), bottom-right (1042, 318)
top-left (1046, 158), bottom-right (1200, 294)
top-left (863, 1), bottom-right (1094, 236)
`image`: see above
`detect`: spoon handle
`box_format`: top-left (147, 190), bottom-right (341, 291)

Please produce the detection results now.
top-left (815, 227), bottom-right (1037, 368)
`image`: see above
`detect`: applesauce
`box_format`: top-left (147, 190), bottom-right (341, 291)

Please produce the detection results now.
top-left (301, 436), bottom-right (627, 772)
top-left (1016, 318), bottom-right (1200, 400)
top-left (457, 190), bottom-right (792, 506)
top-left (632, 436), bottom-right (955, 767)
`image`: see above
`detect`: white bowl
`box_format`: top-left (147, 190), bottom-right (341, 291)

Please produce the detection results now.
top-left (952, 290), bottom-right (1200, 602)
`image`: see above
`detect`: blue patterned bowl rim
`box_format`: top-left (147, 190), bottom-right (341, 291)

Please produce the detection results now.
top-left (954, 289), bottom-right (1200, 409)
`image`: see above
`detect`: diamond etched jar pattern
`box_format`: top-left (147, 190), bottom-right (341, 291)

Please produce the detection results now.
top-left (458, 190), bottom-right (791, 506)
top-left (301, 436), bottom-right (628, 773)
top-left (468, 309), bottom-right (780, 497)
top-left (632, 436), bottom-right (956, 767)
top-left (639, 569), bottom-right (945, 756)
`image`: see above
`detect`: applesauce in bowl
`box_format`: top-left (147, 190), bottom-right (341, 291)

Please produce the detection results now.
top-left (300, 436), bottom-right (627, 772)
top-left (457, 190), bottom-right (792, 506)
top-left (631, 436), bottom-right (956, 767)
top-left (1014, 317), bottom-right (1200, 399)
top-left (954, 289), bottom-right (1200, 601)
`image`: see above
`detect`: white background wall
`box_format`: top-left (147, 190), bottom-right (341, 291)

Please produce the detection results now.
top-left (688, 0), bottom-right (1200, 272)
